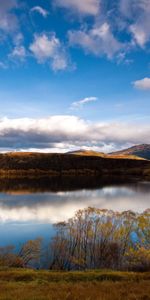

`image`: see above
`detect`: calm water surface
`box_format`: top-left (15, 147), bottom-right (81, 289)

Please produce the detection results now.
top-left (0, 179), bottom-right (150, 247)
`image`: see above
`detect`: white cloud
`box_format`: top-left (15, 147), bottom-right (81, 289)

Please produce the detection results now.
top-left (1, 0), bottom-right (150, 69)
top-left (0, 115), bottom-right (150, 153)
top-left (130, 23), bottom-right (149, 47)
top-left (0, 0), bottom-right (18, 33)
top-left (71, 96), bottom-right (98, 110)
top-left (68, 23), bottom-right (123, 59)
top-left (10, 45), bottom-right (26, 61)
top-left (9, 33), bottom-right (26, 61)
top-left (54, 0), bottom-right (100, 16)
top-left (13, 32), bottom-right (24, 46)
top-left (29, 33), bottom-right (68, 71)
top-left (0, 1), bottom-right (27, 65)
top-left (120, 0), bottom-right (150, 20)
top-left (0, 188), bottom-right (148, 223)
top-left (31, 6), bottom-right (49, 18)
top-left (133, 78), bottom-right (150, 90)
top-left (120, 0), bottom-right (150, 47)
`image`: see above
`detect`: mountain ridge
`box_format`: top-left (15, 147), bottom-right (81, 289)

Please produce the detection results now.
top-left (109, 144), bottom-right (150, 160)
top-left (67, 149), bottom-right (145, 160)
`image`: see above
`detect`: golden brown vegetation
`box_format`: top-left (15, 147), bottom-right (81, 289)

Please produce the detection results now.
top-left (0, 152), bottom-right (150, 179)
top-left (0, 269), bottom-right (150, 300)
top-left (0, 207), bottom-right (149, 299)
top-left (69, 149), bottom-right (144, 160)
top-left (50, 208), bottom-right (150, 271)
top-left (0, 208), bottom-right (149, 272)
top-left (110, 144), bottom-right (150, 160)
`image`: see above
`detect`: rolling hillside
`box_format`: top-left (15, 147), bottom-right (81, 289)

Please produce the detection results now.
top-left (110, 144), bottom-right (150, 160)
top-left (0, 151), bottom-right (149, 179)
top-left (68, 149), bottom-right (144, 160)
top-left (68, 150), bottom-right (106, 157)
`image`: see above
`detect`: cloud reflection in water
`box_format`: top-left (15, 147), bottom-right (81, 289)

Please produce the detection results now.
top-left (0, 183), bottom-right (150, 224)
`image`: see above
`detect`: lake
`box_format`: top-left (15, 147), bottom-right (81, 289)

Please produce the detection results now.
top-left (0, 177), bottom-right (150, 248)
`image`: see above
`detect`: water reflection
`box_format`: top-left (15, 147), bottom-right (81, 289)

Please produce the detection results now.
top-left (0, 177), bottom-right (150, 246)
top-left (0, 186), bottom-right (149, 223)
top-left (0, 176), bottom-right (148, 194)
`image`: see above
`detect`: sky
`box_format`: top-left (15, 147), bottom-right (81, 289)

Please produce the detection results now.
top-left (0, 0), bottom-right (150, 153)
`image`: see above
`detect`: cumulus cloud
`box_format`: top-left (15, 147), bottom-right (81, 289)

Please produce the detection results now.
top-left (130, 23), bottom-right (149, 47)
top-left (0, 115), bottom-right (149, 153)
top-left (120, 0), bottom-right (150, 47)
top-left (10, 45), bottom-right (26, 61)
top-left (133, 78), bottom-right (150, 90)
top-left (70, 97), bottom-right (98, 110)
top-left (54, 0), bottom-right (100, 16)
top-left (30, 6), bottom-right (49, 18)
top-left (29, 33), bottom-right (69, 71)
top-left (68, 23), bottom-right (123, 59)
top-left (9, 33), bottom-right (26, 62)
top-left (1, 0), bottom-right (150, 69)
top-left (0, 0), bottom-right (18, 33)
top-left (1, 0), bottom-right (150, 70)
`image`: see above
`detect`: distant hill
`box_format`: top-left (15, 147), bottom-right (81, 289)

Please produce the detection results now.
top-left (110, 144), bottom-right (150, 160)
top-left (68, 150), bottom-right (106, 157)
top-left (68, 149), bottom-right (144, 160)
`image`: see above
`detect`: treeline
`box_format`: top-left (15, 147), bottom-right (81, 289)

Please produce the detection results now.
top-left (0, 208), bottom-right (150, 271)
top-left (0, 238), bottom-right (42, 269)
top-left (50, 208), bottom-right (150, 271)
top-left (0, 153), bottom-right (150, 178)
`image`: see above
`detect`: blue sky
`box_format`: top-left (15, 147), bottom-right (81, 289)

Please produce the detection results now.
top-left (0, 0), bottom-right (150, 152)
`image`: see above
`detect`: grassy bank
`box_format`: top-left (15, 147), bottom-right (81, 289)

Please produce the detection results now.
top-left (0, 269), bottom-right (149, 300)
top-left (0, 152), bottom-right (150, 179)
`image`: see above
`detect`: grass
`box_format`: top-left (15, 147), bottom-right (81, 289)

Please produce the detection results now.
top-left (70, 150), bottom-right (144, 160)
top-left (0, 269), bottom-right (149, 300)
